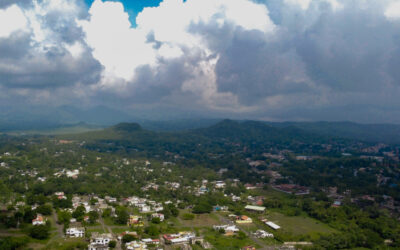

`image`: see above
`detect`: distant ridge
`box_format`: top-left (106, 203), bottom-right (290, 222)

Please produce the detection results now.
top-left (112, 122), bottom-right (142, 132)
top-left (265, 121), bottom-right (400, 144)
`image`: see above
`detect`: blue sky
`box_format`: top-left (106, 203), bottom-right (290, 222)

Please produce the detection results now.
top-left (84, 0), bottom-right (163, 26)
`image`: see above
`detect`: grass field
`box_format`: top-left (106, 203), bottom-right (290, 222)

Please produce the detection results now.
top-left (266, 211), bottom-right (336, 236)
top-left (204, 229), bottom-right (259, 249)
top-left (178, 212), bottom-right (220, 228)
top-left (86, 227), bottom-right (106, 234)
top-left (111, 226), bottom-right (131, 234)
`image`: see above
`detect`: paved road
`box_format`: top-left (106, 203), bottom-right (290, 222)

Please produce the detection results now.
top-left (52, 209), bottom-right (64, 237)
top-left (99, 216), bottom-right (122, 250)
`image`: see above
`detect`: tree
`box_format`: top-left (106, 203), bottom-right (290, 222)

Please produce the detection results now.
top-left (108, 240), bottom-right (117, 248)
top-left (57, 210), bottom-right (71, 225)
top-left (29, 225), bottom-right (50, 239)
top-left (72, 205), bottom-right (85, 221)
top-left (122, 234), bottom-right (137, 243)
top-left (23, 207), bottom-right (36, 223)
top-left (102, 208), bottom-right (111, 218)
top-left (182, 213), bottom-right (195, 220)
top-left (192, 202), bottom-right (212, 214)
top-left (236, 231), bottom-right (247, 240)
top-left (115, 206), bottom-right (129, 225)
top-left (0, 236), bottom-right (30, 250)
top-left (145, 225), bottom-right (159, 237)
top-left (88, 211), bottom-right (99, 224)
top-left (151, 217), bottom-right (161, 224)
top-left (36, 204), bottom-right (52, 216)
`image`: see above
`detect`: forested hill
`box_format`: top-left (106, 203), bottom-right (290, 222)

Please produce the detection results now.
top-left (65, 120), bottom-right (335, 152)
top-left (60, 119), bottom-right (400, 145)
top-left (193, 119), bottom-right (327, 143)
top-left (266, 121), bottom-right (400, 144)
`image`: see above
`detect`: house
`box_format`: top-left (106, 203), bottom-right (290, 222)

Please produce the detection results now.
top-left (128, 215), bottom-right (143, 226)
top-left (213, 205), bottom-right (228, 212)
top-left (213, 225), bottom-right (239, 233)
top-left (244, 184), bottom-right (257, 190)
top-left (88, 244), bottom-right (108, 250)
top-left (242, 246), bottom-right (256, 250)
top-left (215, 181), bottom-right (226, 189)
top-left (153, 204), bottom-right (163, 212)
top-left (232, 195), bottom-right (241, 202)
top-left (163, 232), bottom-right (196, 245)
top-left (141, 238), bottom-right (160, 245)
top-left (37, 177), bottom-right (46, 182)
top-left (66, 169), bottom-right (79, 178)
top-left (88, 233), bottom-right (113, 250)
top-left (151, 213), bottom-right (164, 221)
top-left (119, 231), bottom-right (138, 241)
top-left (125, 241), bottom-right (147, 250)
top-left (54, 191), bottom-right (67, 200)
top-left (139, 205), bottom-right (151, 213)
top-left (266, 221), bottom-right (280, 230)
top-left (236, 215), bottom-right (253, 224)
top-left (245, 205), bottom-right (266, 213)
top-left (32, 214), bottom-right (46, 225)
top-left (253, 230), bottom-right (273, 238)
top-left (66, 227), bottom-right (85, 237)
top-left (105, 196), bottom-right (117, 203)
top-left (332, 200), bottom-right (342, 207)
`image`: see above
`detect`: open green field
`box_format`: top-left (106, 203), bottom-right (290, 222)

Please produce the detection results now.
top-left (40, 238), bottom-right (87, 250)
top-left (86, 227), bottom-right (106, 234)
top-left (110, 226), bottom-right (131, 234)
top-left (178, 212), bottom-right (220, 228)
top-left (203, 229), bottom-right (259, 250)
top-left (266, 211), bottom-right (336, 236)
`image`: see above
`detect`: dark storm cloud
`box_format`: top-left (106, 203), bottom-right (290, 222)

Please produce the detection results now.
top-left (0, 1), bottom-right (102, 89)
top-left (0, 0), bottom-right (32, 9)
top-left (2, 0), bottom-right (400, 123)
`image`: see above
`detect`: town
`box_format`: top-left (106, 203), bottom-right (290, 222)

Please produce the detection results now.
top-left (0, 121), bottom-right (400, 249)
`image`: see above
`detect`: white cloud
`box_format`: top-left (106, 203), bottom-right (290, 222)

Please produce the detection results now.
top-left (65, 41), bottom-right (84, 59)
top-left (158, 44), bottom-right (183, 59)
top-left (385, 1), bottom-right (400, 20)
top-left (137, 0), bottom-right (275, 45)
top-left (79, 0), bottom-right (156, 81)
top-left (284, 0), bottom-right (343, 11)
top-left (0, 5), bottom-right (27, 37)
top-left (79, 0), bottom-right (275, 109)
top-left (3, 0), bottom-right (400, 122)
top-left (284, 0), bottom-right (312, 10)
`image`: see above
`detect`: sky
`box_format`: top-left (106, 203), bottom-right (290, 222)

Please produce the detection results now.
top-left (1, 0), bottom-right (400, 123)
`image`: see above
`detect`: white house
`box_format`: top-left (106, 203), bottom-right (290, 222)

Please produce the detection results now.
top-left (139, 205), bottom-right (151, 213)
top-left (88, 233), bottom-right (112, 249)
top-left (266, 221), bottom-right (281, 230)
top-left (66, 169), bottom-right (79, 178)
top-left (125, 241), bottom-right (147, 250)
top-left (253, 230), bottom-right (274, 238)
top-left (213, 225), bottom-right (239, 233)
top-left (215, 181), bottom-right (226, 189)
top-left (245, 205), bottom-right (266, 212)
top-left (66, 227), bottom-right (85, 237)
top-left (32, 214), bottom-right (46, 226)
top-left (151, 213), bottom-right (164, 221)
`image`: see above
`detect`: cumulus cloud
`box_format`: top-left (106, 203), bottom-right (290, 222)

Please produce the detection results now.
top-left (385, 1), bottom-right (400, 20)
top-left (0, 5), bottom-right (28, 37)
top-left (1, 0), bottom-right (400, 123)
top-left (0, 0), bottom-right (101, 92)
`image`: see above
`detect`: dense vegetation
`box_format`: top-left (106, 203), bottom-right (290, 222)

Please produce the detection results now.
top-left (0, 120), bottom-right (399, 249)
